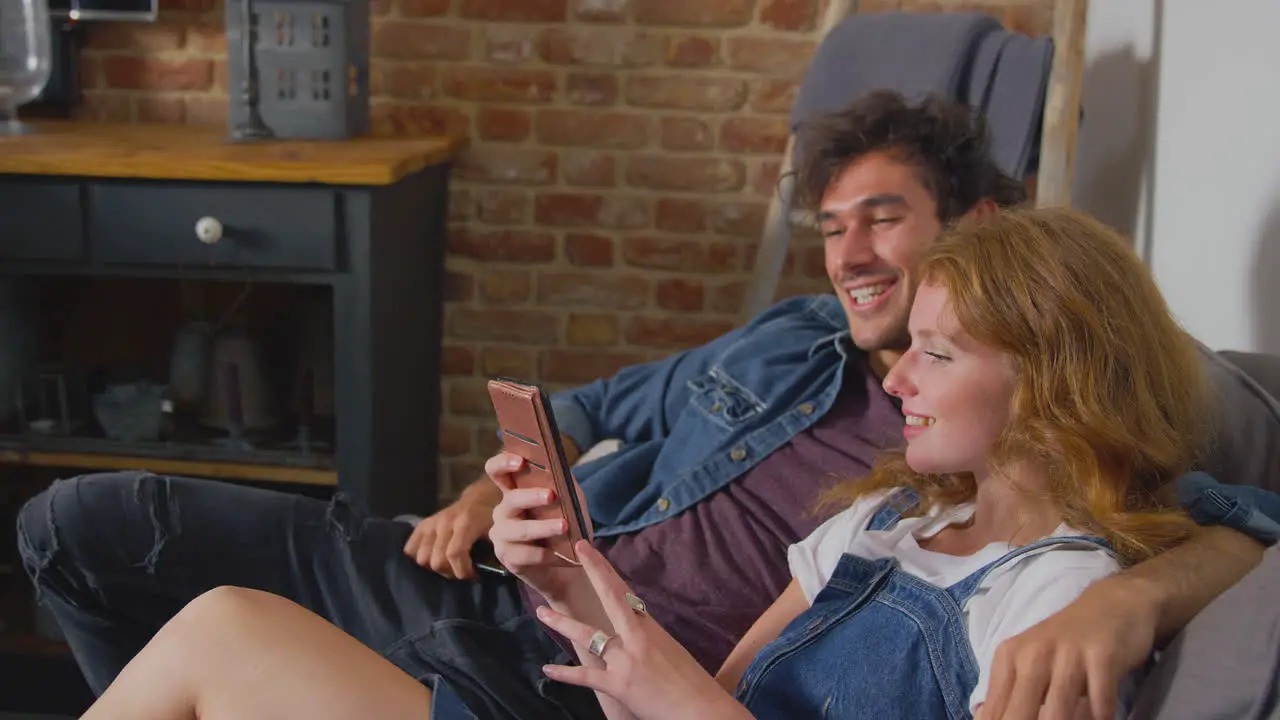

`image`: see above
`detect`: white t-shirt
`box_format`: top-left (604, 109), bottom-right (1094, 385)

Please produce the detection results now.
top-left (788, 491), bottom-right (1121, 715)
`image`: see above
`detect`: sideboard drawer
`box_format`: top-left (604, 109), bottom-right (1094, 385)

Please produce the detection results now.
top-left (89, 183), bottom-right (339, 271)
top-left (0, 180), bottom-right (86, 262)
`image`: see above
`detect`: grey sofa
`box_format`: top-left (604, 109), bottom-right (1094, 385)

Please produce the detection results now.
top-left (1130, 349), bottom-right (1280, 720)
top-left (422, 349), bottom-right (1280, 718)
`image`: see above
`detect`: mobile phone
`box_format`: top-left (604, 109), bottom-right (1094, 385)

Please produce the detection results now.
top-left (470, 540), bottom-right (511, 577)
top-left (487, 377), bottom-right (592, 566)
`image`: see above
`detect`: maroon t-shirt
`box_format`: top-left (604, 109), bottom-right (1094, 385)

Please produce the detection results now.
top-left (593, 358), bottom-right (905, 673)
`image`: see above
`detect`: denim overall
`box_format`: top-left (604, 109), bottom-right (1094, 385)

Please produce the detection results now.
top-left (734, 492), bottom-right (1116, 720)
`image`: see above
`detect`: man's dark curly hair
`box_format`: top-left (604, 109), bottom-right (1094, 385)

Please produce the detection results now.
top-left (792, 90), bottom-right (1028, 223)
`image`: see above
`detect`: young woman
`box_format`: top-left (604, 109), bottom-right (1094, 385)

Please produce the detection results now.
top-left (74, 206), bottom-right (1208, 720)
top-left (486, 206), bottom-right (1211, 720)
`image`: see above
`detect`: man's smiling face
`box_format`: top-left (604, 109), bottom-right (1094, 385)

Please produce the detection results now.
top-left (820, 151), bottom-right (945, 360)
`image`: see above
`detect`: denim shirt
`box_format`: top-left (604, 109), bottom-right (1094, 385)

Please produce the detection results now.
top-left (551, 294), bottom-right (1280, 544)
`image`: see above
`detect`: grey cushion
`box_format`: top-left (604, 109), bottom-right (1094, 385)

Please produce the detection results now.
top-left (1129, 544), bottom-right (1280, 719)
top-left (1221, 350), bottom-right (1280, 400)
top-left (1197, 346), bottom-right (1280, 493)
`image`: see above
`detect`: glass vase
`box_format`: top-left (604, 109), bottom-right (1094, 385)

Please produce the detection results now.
top-left (0, 0), bottom-right (53, 135)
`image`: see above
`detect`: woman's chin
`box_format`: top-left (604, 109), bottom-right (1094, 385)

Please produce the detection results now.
top-left (903, 450), bottom-right (949, 477)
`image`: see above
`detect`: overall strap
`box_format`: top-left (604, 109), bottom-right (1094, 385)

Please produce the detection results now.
top-left (947, 534), bottom-right (1116, 602)
top-left (865, 487), bottom-right (922, 531)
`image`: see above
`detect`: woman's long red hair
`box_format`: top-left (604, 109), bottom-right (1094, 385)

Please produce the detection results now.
top-left (824, 207), bottom-right (1210, 564)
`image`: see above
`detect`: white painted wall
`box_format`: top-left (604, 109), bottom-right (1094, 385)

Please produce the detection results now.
top-left (1073, 0), bottom-right (1280, 354)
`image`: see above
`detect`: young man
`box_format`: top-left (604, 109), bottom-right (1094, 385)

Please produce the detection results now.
top-left (18, 91), bottom-right (1280, 719)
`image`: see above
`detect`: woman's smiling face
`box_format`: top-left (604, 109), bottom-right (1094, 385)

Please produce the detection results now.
top-left (881, 282), bottom-right (1018, 476)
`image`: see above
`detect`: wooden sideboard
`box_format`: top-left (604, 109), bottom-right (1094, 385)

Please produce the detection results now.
top-left (0, 121), bottom-right (464, 517)
top-left (0, 121), bottom-right (464, 713)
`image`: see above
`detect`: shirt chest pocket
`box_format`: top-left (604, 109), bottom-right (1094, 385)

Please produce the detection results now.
top-left (686, 373), bottom-right (766, 429)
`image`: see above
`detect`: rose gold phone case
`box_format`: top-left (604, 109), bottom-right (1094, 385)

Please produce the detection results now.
top-left (487, 378), bottom-right (590, 565)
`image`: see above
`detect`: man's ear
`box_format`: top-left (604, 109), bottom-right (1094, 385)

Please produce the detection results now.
top-left (963, 198), bottom-right (1000, 221)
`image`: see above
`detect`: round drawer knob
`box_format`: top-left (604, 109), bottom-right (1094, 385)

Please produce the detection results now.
top-left (195, 216), bottom-right (223, 245)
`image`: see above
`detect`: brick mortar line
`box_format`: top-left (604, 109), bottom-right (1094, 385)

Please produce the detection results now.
top-left (451, 300), bottom-right (753, 318)
top-left (441, 270), bottom-right (829, 303)
top-left (405, 103), bottom-right (798, 121)
top-left (71, 95), bottom-right (797, 166)
top-left (443, 341), bottom-right (729, 373)
top-left (448, 221), bottom-right (805, 236)
top-left (445, 221), bottom-right (818, 256)
top-left (445, 249), bottom-right (804, 267)
top-left (82, 93), bottom-right (798, 121)
top-left (445, 251), bottom-right (791, 280)
top-left (87, 94), bottom-right (803, 128)
top-left (452, 199), bottom-right (782, 214)
top-left (96, 66), bottom-right (815, 95)
top-left (365, 96), bottom-right (798, 111)
top-left (445, 288), bottom-right (828, 324)
top-left (450, 277), bottom-right (823, 298)
top-left (369, 16), bottom-right (820, 32)
top-left (88, 70), bottom-right (809, 115)
top-left (445, 253), bottom-right (801, 278)
top-left (452, 192), bottom-right (784, 207)
top-left (85, 35), bottom-right (821, 74)
top-left (443, 304), bottom-right (828, 333)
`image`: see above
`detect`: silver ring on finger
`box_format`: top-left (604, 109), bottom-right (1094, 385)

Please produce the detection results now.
top-left (624, 592), bottom-right (648, 617)
top-left (588, 629), bottom-right (614, 660)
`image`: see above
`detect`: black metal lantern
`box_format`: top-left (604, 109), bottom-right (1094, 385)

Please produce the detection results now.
top-left (225, 0), bottom-right (370, 141)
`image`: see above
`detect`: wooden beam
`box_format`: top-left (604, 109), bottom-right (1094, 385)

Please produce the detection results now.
top-left (740, 0), bottom-right (857, 322)
top-left (1035, 0), bottom-right (1090, 208)
top-left (742, 135), bottom-right (797, 322)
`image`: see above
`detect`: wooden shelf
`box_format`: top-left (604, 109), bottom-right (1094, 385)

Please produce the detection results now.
top-left (0, 121), bottom-right (467, 186)
top-left (0, 446), bottom-right (336, 486)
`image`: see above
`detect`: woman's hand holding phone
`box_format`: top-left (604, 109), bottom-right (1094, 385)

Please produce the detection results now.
top-left (487, 451), bottom-right (590, 601)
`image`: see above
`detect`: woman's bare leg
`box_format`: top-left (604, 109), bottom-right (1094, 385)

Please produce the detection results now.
top-left (81, 586), bottom-right (433, 720)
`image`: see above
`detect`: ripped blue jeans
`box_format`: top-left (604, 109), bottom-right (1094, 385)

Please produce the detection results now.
top-left (15, 471), bottom-right (600, 719)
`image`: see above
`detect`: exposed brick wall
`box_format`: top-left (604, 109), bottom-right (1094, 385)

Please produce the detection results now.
top-left (74, 0), bottom-right (1051, 501)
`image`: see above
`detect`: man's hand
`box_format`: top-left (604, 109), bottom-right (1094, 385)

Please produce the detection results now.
top-left (402, 479), bottom-right (501, 580)
top-left (976, 575), bottom-right (1159, 720)
top-left (978, 525), bottom-right (1264, 720)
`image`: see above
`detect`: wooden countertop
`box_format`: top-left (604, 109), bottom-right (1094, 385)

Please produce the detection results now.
top-left (0, 121), bottom-right (467, 186)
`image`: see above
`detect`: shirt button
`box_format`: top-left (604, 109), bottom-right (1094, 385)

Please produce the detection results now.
top-left (798, 402), bottom-right (815, 415)
top-left (657, 498), bottom-right (671, 512)
top-left (730, 447), bottom-right (747, 462)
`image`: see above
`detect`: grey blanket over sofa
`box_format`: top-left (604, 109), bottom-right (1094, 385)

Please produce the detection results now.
top-left (789, 11), bottom-right (1054, 180)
